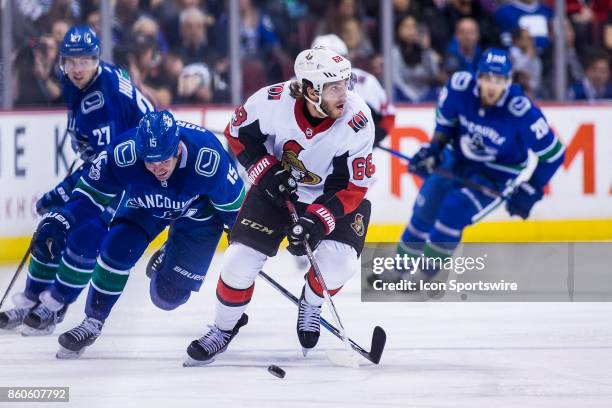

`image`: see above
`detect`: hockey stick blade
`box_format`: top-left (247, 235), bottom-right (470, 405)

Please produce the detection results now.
top-left (259, 271), bottom-right (387, 365)
top-left (368, 326), bottom-right (387, 365)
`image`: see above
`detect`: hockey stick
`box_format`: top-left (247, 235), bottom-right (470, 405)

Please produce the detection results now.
top-left (258, 270), bottom-right (386, 364)
top-left (0, 158), bottom-right (79, 310)
top-left (376, 145), bottom-right (512, 198)
top-left (285, 200), bottom-right (362, 367)
top-left (376, 145), bottom-right (528, 222)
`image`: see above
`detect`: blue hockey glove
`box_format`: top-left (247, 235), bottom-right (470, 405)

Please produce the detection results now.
top-left (36, 180), bottom-right (73, 216)
top-left (31, 211), bottom-right (73, 264)
top-left (505, 182), bottom-right (543, 219)
top-left (408, 143), bottom-right (444, 178)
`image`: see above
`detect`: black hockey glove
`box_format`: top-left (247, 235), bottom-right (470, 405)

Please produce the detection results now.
top-left (505, 182), bottom-right (543, 219)
top-left (31, 210), bottom-right (73, 264)
top-left (247, 155), bottom-right (298, 207)
top-left (287, 204), bottom-right (335, 256)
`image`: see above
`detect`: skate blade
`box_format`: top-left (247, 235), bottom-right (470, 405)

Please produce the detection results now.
top-left (326, 350), bottom-right (360, 368)
top-left (182, 355), bottom-right (215, 367)
top-left (21, 325), bottom-right (55, 337)
top-left (56, 346), bottom-right (86, 360)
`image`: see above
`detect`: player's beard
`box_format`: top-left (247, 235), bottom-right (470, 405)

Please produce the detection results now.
top-left (320, 99), bottom-right (344, 119)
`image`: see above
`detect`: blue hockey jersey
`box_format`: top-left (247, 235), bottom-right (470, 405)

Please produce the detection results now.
top-left (66, 121), bottom-right (245, 228)
top-left (494, 1), bottom-right (553, 52)
top-left (63, 62), bottom-right (154, 162)
top-left (434, 71), bottom-right (565, 188)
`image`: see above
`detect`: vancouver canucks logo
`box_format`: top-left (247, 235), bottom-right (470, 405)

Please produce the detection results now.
top-left (351, 213), bottom-right (365, 237)
top-left (459, 133), bottom-right (498, 162)
top-left (281, 140), bottom-right (321, 185)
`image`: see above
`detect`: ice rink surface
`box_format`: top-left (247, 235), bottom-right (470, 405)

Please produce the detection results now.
top-left (1, 250), bottom-right (612, 408)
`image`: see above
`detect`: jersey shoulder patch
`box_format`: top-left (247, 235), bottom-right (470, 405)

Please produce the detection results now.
top-left (113, 140), bottom-right (137, 167)
top-left (195, 147), bottom-right (220, 177)
top-left (347, 111), bottom-right (369, 133)
top-left (507, 96), bottom-right (532, 117)
top-left (449, 71), bottom-right (473, 92)
top-left (267, 82), bottom-right (285, 100)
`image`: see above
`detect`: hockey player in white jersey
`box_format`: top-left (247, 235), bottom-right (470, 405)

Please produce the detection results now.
top-left (311, 34), bottom-right (395, 147)
top-left (184, 47), bottom-right (376, 365)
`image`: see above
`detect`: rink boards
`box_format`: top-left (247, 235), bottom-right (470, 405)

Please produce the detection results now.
top-left (1, 103), bottom-right (611, 262)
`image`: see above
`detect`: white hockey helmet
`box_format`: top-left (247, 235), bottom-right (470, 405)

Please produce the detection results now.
top-left (294, 47), bottom-right (352, 117)
top-left (311, 34), bottom-right (348, 57)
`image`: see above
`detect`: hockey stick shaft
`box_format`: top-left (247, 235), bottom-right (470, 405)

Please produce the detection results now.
top-left (285, 200), bottom-right (355, 356)
top-left (258, 270), bottom-right (378, 363)
top-left (376, 145), bottom-right (512, 198)
top-left (0, 158), bottom-right (79, 309)
top-left (0, 242), bottom-right (32, 309)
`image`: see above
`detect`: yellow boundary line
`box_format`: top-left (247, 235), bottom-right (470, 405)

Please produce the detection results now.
top-left (1, 219), bottom-right (611, 264)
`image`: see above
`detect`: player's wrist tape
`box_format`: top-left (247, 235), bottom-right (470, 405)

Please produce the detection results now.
top-left (306, 204), bottom-right (336, 235)
top-left (247, 155), bottom-right (279, 185)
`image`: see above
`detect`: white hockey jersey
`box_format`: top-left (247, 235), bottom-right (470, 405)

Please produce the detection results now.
top-left (352, 67), bottom-right (395, 119)
top-left (225, 80), bottom-right (375, 218)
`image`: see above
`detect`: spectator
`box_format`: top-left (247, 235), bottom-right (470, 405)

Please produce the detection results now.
top-left (605, 12), bottom-right (612, 57)
top-left (175, 63), bottom-right (214, 104)
top-left (133, 15), bottom-right (169, 54)
top-left (427, 0), bottom-right (499, 55)
top-left (85, 9), bottom-right (102, 37)
top-left (14, 34), bottom-right (62, 106)
top-left (126, 32), bottom-right (173, 108)
top-left (177, 7), bottom-right (218, 66)
top-left (214, 0), bottom-right (290, 84)
top-left (339, 17), bottom-right (375, 65)
top-left (563, 17), bottom-right (586, 88)
top-left (509, 28), bottom-right (542, 96)
top-left (114, 0), bottom-right (142, 44)
top-left (51, 19), bottom-right (72, 47)
top-left (159, 0), bottom-right (216, 51)
top-left (392, 14), bottom-right (441, 102)
top-left (238, 0), bottom-right (283, 59)
top-left (443, 17), bottom-right (482, 76)
top-left (568, 49), bottom-right (612, 101)
top-left (495, 0), bottom-right (553, 54)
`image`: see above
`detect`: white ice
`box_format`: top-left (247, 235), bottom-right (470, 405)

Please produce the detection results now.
top-left (1, 250), bottom-right (612, 408)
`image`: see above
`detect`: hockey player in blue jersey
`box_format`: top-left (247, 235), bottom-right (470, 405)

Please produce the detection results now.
top-left (392, 48), bottom-right (565, 283)
top-left (30, 111), bottom-right (244, 358)
top-left (0, 26), bottom-right (154, 334)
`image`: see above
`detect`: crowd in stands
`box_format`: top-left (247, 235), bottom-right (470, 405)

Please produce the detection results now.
top-left (7, 0), bottom-right (612, 107)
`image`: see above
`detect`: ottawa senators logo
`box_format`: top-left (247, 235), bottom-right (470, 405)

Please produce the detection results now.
top-left (267, 83), bottom-right (284, 100)
top-left (281, 140), bottom-right (322, 185)
top-left (351, 213), bottom-right (365, 237)
top-left (348, 111), bottom-right (368, 133)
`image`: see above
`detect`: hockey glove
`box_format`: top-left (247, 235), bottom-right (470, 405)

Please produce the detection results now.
top-left (248, 155), bottom-right (298, 207)
top-left (31, 210), bottom-right (73, 263)
top-left (505, 182), bottom-right (543, 219)
top-left (287, 204), bottom-right (335, 256)
top-left (408, 142), bottom-right (444, 179)
top-left (36, 179), bottom-right (74, 216)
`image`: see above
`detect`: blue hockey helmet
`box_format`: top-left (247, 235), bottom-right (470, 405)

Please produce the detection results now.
top-left (135, 111), bottom-right (181, 162)
top-left (477, 48), bottom-right (512, 78)
top-left (60, 25), bottom-right (101, 58)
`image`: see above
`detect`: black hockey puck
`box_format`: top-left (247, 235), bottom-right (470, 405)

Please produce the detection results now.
top-left (267, 364), bottom-right (286, 379)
